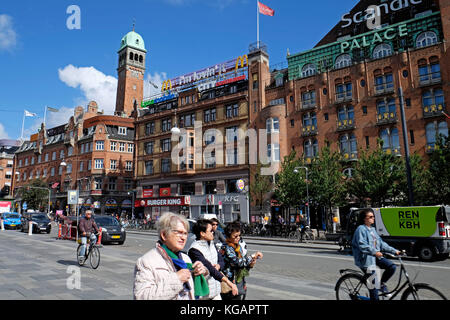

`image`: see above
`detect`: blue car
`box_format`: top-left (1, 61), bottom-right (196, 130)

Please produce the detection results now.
top-left (2, 212), bottom-right (21, 230)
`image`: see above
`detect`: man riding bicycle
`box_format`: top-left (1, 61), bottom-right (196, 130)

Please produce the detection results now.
top-left (78, 210), bottom-right (99, 263)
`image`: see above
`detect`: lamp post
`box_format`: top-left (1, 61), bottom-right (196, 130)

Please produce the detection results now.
top-left (294, 166), bottom-right (310, 226)
top-left (60, 159), bottom-right (80, 242)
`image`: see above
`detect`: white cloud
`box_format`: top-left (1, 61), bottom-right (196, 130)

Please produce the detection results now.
top-left (144, 72), bottom-right (168, 99)
top-left (58, 65), bottom-right (118, 115)
top-left (0, 123), bottom-right (10, 139)
top-left (0, 14), bottom-right (17, 51)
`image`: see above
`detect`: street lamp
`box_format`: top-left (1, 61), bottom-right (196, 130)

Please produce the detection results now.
top-left (60, 159), bottom-right (80, 242)
top-left (294, 166), bottom-right (310, 226)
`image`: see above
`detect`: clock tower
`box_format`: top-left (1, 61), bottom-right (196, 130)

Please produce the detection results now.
top-left (115, 29), bottom-right (146, 116)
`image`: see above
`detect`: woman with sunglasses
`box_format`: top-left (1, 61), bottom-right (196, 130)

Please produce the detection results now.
top-left (352, 209), bottom-right (401, 300)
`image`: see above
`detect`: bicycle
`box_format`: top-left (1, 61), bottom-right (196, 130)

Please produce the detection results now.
top-left (335, 252), bottom-right (447, 300)
top-left (76, 234), bottom-right (101, 269)
top-left (288, 225), bottom-right (315, 243)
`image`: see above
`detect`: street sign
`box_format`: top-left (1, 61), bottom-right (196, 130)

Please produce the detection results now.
top-left (67, 190), bottom-right (79, 205)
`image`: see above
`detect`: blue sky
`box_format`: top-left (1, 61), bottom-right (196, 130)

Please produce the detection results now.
top-left (0, 0), bottom-right (356, 140)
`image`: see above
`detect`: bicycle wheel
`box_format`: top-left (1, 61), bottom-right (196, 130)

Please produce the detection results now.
top-left (401, 283), bottom-right (447, 300)
top-left (76, 244), bottom-right (86, 266)
top-left (335, 273), bottom-right (370, 300)
top-left (301, 231), bottom-right (312, 243)
top-left (89, 246), bottom-right (100, 269)
top-left (288, 231), bottom-right (297, 242)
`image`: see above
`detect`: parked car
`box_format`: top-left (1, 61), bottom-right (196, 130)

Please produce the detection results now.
top-left (94, 215), bottom-right (126, 245)
top-left (21, 212), bottom-right (51, 234)
top-left (1, 212), bottom-right (21, 230)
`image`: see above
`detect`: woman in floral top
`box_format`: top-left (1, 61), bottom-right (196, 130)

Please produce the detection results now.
top-left (220, 222), bottom-right (263, 300)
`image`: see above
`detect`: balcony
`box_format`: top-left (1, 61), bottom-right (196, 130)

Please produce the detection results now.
top-left (301, 125), bottom-right (318, 137)
top-left (384, 147), bottom-right (401, 157)
top-left (334, 92), bottom-right (353, 104)
top-left (423, 104), bottom-right (446, 119)
top-left (374, 84), bottom-right (395, 96)
top-left (336, 119), bottom-right (356, 132)
top-left (418, 72), bottom-right (442, 87)
top-left (341, 152), bottom-right (358, 162)
top-left (300, 101), bottom-right (317, 111)
top-left (425, 143), bottom-right (438, 154)
top-left (376, 112), bottom-right (398, 126)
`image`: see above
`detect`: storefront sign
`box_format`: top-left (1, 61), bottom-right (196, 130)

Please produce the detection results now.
top-left (135, 197), bottom-right (187, 207)
top-left (216, 75), bottom-right (247, 87)
top-left (236, 179), bottom-right (246, 192)
top-left (340, 24), bottom-right (408, 53)
top-left (106, 199), bottom-right (117, 207)
top-left (141, 93), bottom-right (177, 109)
top-left (159, 187), bottom-right (171, 197)
top-left (143, 189), bottom-right (153, 198)
top-left (122, 200), bottom-right (132, 208)
top-left (340, 0), bottom-right (423, 28)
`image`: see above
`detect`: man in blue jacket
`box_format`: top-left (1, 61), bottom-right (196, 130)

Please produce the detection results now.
top-left (352, 209), bottom-right (401, 300)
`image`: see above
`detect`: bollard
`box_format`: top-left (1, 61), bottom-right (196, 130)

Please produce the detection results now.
top-left (1, 219), bottom-right (4, 231)
top-left (97, 227), bottom-right (102, 245)
top-left (28, 221), bottom-right (33, 235)
top-left (58, 223), bottom-right (62, 239)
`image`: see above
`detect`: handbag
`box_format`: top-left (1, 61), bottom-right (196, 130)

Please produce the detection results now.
top-left (220, 272), bottom-right (232, 294)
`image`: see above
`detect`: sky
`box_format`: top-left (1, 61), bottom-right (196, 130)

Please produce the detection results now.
top-left (0, 0), bottom-right (357, 141)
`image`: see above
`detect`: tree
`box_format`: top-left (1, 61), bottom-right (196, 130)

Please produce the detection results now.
top-left (249, 163), bottom-right (273, 217)
top-left (427, 133), bottom-right (450, 205)
top-left (347, 142), bottom-right (403, 207)
top-left (17, 179), bottom-right (50, 212)
top-left (397, 153), bottom-right (432, 206)
top-left (273, 150), bottom-right (307, 210)
top-left (309, 146), bottom-right (346, 231)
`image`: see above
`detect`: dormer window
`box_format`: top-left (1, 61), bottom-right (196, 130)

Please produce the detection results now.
top-left (118, 127), bottom-right (127, 135)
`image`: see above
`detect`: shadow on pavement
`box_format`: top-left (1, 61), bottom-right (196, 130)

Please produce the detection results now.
top-left (57, 260), bottom-right (79, 267)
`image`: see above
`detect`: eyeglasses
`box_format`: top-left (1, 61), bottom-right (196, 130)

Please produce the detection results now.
top-left (231, 234), bottom-right (241, 239)
top-left (366, 216), bottom-right (375, 219)
top-left (171, 230), bottom-right (188, 237)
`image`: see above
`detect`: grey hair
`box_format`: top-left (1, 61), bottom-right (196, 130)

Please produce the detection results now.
top-left (157, 212), bottom-right (189, 240)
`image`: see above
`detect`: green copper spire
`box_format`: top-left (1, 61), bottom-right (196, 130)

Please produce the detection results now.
top-left (119, 30), bottom-right (147, 53)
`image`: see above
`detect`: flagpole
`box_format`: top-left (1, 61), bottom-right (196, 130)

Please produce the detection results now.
top-left (21, 110), bottom-right (25, 140)
top-left (257, 0), bottom-right (260, 49)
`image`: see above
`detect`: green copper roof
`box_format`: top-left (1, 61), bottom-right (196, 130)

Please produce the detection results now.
top-left (119, 31), bottom-right (147, 53)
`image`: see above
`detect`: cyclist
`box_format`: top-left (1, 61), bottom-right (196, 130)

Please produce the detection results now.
top-left (352, 208), bottom-right (401, 300)
top-left (78, 210), bottom-right (99, 263)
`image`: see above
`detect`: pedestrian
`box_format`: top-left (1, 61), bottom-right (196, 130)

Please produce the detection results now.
top-left (211, 218), bottom-right (226, 247)
top-left (220, 222), bottom-right (263, 300)
top-left (133, 212), bottom-right (209, 300)
top-left (352, 208), bottom-right (401, 300)
top-left (188, 219), bottom-right (238, 300)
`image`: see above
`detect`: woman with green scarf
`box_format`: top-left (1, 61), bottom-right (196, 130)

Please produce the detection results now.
top-left (220, 222), bottom-right (263, 300)
top-left (133, 213), bottom-right (209, 300)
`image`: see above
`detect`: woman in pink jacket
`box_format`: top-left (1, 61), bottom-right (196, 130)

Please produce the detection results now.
top-left (133, 213), bottom-right (209, 300)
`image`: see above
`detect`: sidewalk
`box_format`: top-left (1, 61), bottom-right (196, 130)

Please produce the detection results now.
top-left (125, 228), bottom-right (341, 250)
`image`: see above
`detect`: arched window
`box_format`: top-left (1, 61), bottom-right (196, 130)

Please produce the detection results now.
top-left (339, 134), bottom-right (357, 159)
top-left (372, 43), bottom-right (392, 59)
top-left (139, 55), bottom-right (143, 63)
top-left (335, 54), bottom-right (352, 69)
top-left (416, 31), bottom-right (438, 48)
top-left (380, 127), bottom-right (400, 153)
top-left (134, 53), bottom-right (139, 61)
top-left (302, 63), bottom-right (316, 78)
top-left (426, 121), bottom-right (449, 149)
top-left (304, 139), bottom-right (318, 158)
top-left (129, 52), bottom-right (134, 60)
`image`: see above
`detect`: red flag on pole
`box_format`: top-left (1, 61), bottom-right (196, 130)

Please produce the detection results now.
top-left (258, 1), bottom-right (274, 16)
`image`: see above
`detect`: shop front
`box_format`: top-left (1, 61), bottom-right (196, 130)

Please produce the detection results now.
top-left (134, 196), bottom-right (189, 221)
top-left (188, 194), bottom-right (249, 223)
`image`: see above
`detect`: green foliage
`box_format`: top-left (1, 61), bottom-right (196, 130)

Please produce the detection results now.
top-left (249, 163), bottom-right (273, 211)
top-left (427, 134), bottom-right (450, 205)
top-left (18, 179), bottom-right (50, 212)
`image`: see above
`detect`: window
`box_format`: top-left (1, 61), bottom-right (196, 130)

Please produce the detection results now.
top-left (96, 141), bottom-right (104, 151)
top-left (275, 75), bottom-right (284, 87)
top-left (226, 148), bottom-right (238, 166)
top-left (252, 73), bottom-right (258, 90)
top-left (51, 167), bottom-right (55, 177)
top-left (226, 104), bottom-right (239, 118)
top-left (372, 43), bottom-right (392, 59)
top-left (179, 113), bottom-right (196, 128)
top-left (302, 91), bottom-right (316, 108)
top-left (339, 134), bottom-right (358, 158)
top-left (67, 163), bottom-right (72, 173)
top-left (335, 54), bottom-right (352, 69)
top-left (226, 126), bottom-right (238, 142)
top-left (128, 144), bottom-right (134, 153)
top-left (377, 98), bottom-right (397, 119)
top-left (416, 31), bottom-right (438, 48)
top-left (375, 73), bottom-right (394, 93)
top-left (145, 122), bottom-right (155, 135)
top-left (304, 139), bottom-right (318, 158)
top-left (204, 108), bottom-right (216, 123)
top-left (43, 168), bottom-right (47, 177)
top-left (126, 161), bottom-right (133, 171)
top-left (161, 159), bottom-right (171, 173)
top-left (161, 138), bottom-right (171, 152)
top-left (380, 128), bottom-right (400, 153)
top-left (204, 150), bottom-right (216, 168)
top-left (31, 157), bottom-right (35, 165)
top-left (94, 178), bottom-right (102, 190)
top-left (161, 118), bottom-right (172, 132)
top-left (302, 63), bottom-right (316, 77)
top-left (145, 141), bottom-right (154, 155)
top-left (79, 161), bottom-right (84, 172)
top-left (119, 142), bottom-right (126, 152)
top-left (338, 106), bottom-right (355, 126)
top-left (110, 141), bottom-right (117, 151)
top-left (94, 159), bottom-right (104, 169)
top-left (302, 112), bottom-right (317, 129)
top-left (267, 143), bottom-right (280, 162)
top-left (266, 117), bottom-right (280, 133)
top-left (59, 166), bottom-right (63, 175)
top-left (422, 88), bottom-right (445, 111)
top-left (38, 155), bottom-right (41, 163)
top-left (118, 127), bottom-right (127, 135)
top-left (108, 177), bottom-right (117, 191)
top-left (426, 121), bottom-right (448, 151)
top-left (419, 62), bottom-right (441, 84)
top-left (87, 161), bottom-right (91, 170)
top-left (124, 179), bottom-right (133, 191)
top-left (25, 158), bottom-right (29, 166)
top-left (110, 160), bottom-right (117, 170)
top-left (269, 98), bottom-right (286, 106)
top-left (204, 130), bottom-right (216, 146)
top-left (336, 83), bottom-right (352, 101)
top-left (45, 153), bottom-right (49, 162)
